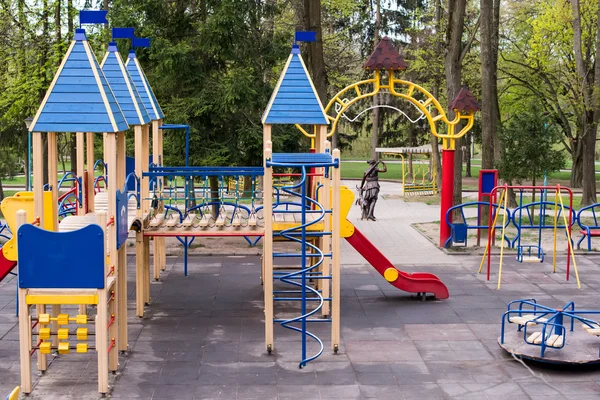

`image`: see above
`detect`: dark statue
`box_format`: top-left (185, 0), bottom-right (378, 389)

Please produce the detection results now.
top-left (358, 159), bottom-right (387, 221)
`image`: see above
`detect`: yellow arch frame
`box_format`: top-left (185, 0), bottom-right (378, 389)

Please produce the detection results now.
top-left (297, 70), bottom-right (476, 150)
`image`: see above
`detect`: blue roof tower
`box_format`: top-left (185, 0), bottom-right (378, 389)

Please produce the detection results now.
top-left (125, 50), bottom-right (164, 120)
top-left (100, 42), bottom-right (150, 126)
top-left (262, 45), bottom-right (328, 125)
top-left (29, 29), bottom-right (129, 133)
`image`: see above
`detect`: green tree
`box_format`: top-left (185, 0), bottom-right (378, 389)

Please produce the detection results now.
top-left (497, 106), bottom-right (565, 192)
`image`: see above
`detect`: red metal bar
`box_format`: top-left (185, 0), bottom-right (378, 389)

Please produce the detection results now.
top-left (30, 339), bottom-right (42, 356)
top-left (439, 150), bottom-right (455, 247)
top-left (108, 338), bottom-right (116, 354)
top-left (31, 320), bottom-right (39, 330)
top-left (106, 216), bottom-right (115, 226)
top-left (106, 265), bottom-right (114, 277)
top-left (273, 173), bottom-right (322, 177)
top-left (107, 315), bottom-right (115, 329)
top-left (144, 232), bottom-right (264, 237)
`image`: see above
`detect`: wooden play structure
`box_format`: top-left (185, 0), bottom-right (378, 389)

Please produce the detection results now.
top-left (5, 27), bottom-right (162, 394)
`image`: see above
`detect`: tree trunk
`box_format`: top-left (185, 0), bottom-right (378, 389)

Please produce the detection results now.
top-left (0, 179), bottom-right (4, 202)
top-left (445, 0), bottom-right (467, 207)
top-left (570, 140), bottom-right (584, 188)
top-left (480, 0), bottom-right (500, 169)
top-left (70, 134), bottom-right (77, 174)
top-left (209, 176), bottom-right (219, 217)
top-left (67, 0), bottom-right (73, 39)
top-left (571, 0), bottom-right (597, 205)
top-left (430, 0), bottom-right (443, 190)
top-left (465, 132), bottom-right (472, 177)
top-left (370, 0), bottom-right (381, 160)
top-left (303, 0), bottom-right (329, 146)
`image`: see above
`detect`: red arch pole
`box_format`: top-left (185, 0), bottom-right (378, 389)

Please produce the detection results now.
top-left (440, 149), bottom-right (455, 247)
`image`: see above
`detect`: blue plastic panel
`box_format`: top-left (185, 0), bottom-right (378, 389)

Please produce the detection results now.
top-left (480, 171), bottom-right (497, 195)
top-left (116, 189), bottom-right (129, 250)
top-left (271, 153), bottom-right (334, 164)
top-left (262, 53), bottom-right (328, 125)
top-left (17, 224), bottom-right (105, 289)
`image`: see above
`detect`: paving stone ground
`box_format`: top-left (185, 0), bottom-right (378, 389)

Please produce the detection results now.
top-left (1, 185), bottom-right (600, 399)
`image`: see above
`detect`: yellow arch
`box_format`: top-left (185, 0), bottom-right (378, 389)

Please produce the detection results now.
top-left (296, 70), bottom-right (476, 150)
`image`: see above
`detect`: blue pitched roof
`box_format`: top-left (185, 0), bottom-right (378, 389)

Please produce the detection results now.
top-left (101, 42), bottom-right (150, 126)
top-left (30, 29), bottom-right (129, 133)
top-left (126, 51), bottom-right (164, 120)
top-left (262, 46), bottom-right (328, 125)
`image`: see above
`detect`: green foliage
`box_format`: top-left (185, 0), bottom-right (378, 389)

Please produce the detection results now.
top-left (497, 105), bottom-right (565, 184)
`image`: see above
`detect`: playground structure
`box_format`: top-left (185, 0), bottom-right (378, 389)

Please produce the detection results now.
top-left (479, 185), bottom-right (580, 290)
top-left (0, 25), bottom-right (162, 394)
top-left (297, 37), bottom-right (480, 247)
top-left (499, 299), bottom-right (600, 364)
top-left (0, 28), bottom-right (454, 394)
top-left (376, 146), bottom-right (438, 195)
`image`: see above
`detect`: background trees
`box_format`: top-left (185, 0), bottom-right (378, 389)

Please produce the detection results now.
top-left (0, 0), bottom-right (599, 206)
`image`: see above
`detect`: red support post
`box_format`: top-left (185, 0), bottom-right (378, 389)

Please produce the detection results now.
top-left (439, 149), bottom-right (455, 247)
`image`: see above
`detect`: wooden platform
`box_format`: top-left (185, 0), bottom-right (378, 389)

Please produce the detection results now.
top-left (499, 328), bottom-right (600, 364)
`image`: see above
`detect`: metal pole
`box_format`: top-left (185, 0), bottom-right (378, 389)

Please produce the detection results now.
top-left (439, 149), bottom-right (455, 247)
top-left (28, 131), bottom-right (32, 191)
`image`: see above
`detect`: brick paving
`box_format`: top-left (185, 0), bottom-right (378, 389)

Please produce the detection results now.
top-left (1, 188), bottom-right (599, 399)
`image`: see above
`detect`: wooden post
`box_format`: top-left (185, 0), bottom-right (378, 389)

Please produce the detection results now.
top-left (263, 125), bottom-right (274, 353)
top-left (95, 211), bottom-right (109, 392)
top-left (116, 131), bottom-right (128, 352)
top-left (142, 124), bottom-right (151, 302)
top-left (152, 119), bottom-right (165, 279)
top-left (86, 132), bottom-right (95, 211)
top-left (322, 138), bottom-right (331, 317)
top-left (16, 210), bottom-right (32, 394)
top-left (32, 131), bottom-right (47, 372)
top-left (76, 132), bottom-right (86, 215)
top-left (77, 132), bottom-right (87, 315)
top-left (134, 125), bottom-right (145, 316)
top-left (105, 132), bottom-right (119, 371)
top-left (47, 132), bottom-right (61, 349)
top-left (331, 148), bottom-right (341, 352)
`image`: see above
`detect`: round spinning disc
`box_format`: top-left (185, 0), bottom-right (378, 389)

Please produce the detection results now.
top-left (498, 330), bottom-right (600, 365)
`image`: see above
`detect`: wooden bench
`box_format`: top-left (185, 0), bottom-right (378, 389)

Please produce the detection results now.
top-left (509, 314), bottom-right (547, 325)
top-left (526, 332), bottom-right (564, 347)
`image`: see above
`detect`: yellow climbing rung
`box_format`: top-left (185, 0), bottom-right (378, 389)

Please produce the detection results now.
top-left (76, 314), bottom-right (88, 324)
top-left (57, 328), bottom-right (69, 340)
top-left (40, 342), bottom-right (52, 354)
top-left (77, 328), bottom-right (88, 340)
top-left (76, 343), bottom-right (88, 353)
top-left (58, 342), bottom-right (70, 355)
top-left (57, 314), bottom-right (69, 325)
top-left (39, 328), bottom-right (51, 340)
top-left (38, 314), bottom-right (50, 324)
top-left (26, 294), bottom-right (99, 305)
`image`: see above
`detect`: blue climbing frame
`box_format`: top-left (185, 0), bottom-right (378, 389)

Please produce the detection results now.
top-left (267, 151), bottom-right (339, 368)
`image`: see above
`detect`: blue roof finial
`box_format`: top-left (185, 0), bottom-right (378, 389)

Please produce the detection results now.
top-left (128, 50), bottom-right (136, 59)
top-left (108, 42), bottom-right (118, 52)
top-left (291, 44), bottom-right (300, 54)
top-left (74, 28), bottom-right (86, 41)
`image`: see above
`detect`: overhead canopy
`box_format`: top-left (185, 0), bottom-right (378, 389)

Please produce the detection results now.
top-left (101, 42), bottom-right (150, 126)
top-left (126, 50), bottom-right (164, 121)
top-left (30, 29), bottom-right (129, 133)
top-left (262, 45), bottom-right (328, 125)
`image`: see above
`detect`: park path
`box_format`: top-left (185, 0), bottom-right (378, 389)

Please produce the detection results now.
top-left (341, 180), bottom-right (458, 266)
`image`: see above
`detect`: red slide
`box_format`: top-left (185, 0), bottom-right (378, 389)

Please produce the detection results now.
top-left (345, 226), bottom-right (449, 299)
top-left (0, 248), bottom-right (17, 282)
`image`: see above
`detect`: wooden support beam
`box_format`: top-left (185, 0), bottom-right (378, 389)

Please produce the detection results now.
top-left (331, 148), bottom-right (341, 352)
top-left (116, 132), bottom-right (128, 352)
top-left (16, 210), bottom-right (32, 394)
top-left (76, 132), bottom-right (85, 215)
top-left (152, 119), bottom-right (165, 279)
top-left (86, 132), bottom-right (95, 211)
top-left (263, 125), bottom-right (274, 353)
top-left (47, 132), bottom-right (61, 348)
top-left (322, 137), bottom-right (331, 317)
top-left (105, 132), bottom-right (119, 371)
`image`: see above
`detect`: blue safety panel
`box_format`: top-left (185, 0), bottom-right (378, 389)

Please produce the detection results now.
top-left (17, 224), bottom-right (105, 289)
top-left (126, 52), bottom-right (163, 120)
top-left (262, 52), bottom-right (328, 125)
top-left (480, 171), bottom-right (497, 195)
top-left (451, 223), bottom-right (468, 244)
top-left (101, 44), bottom-right (150, 126)
top-left (116, 189), bottom-right (129, 250)
top-left (271, 153), bottom-right (333, 165)
top-left (30, 31), bottom-right (129, 133)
